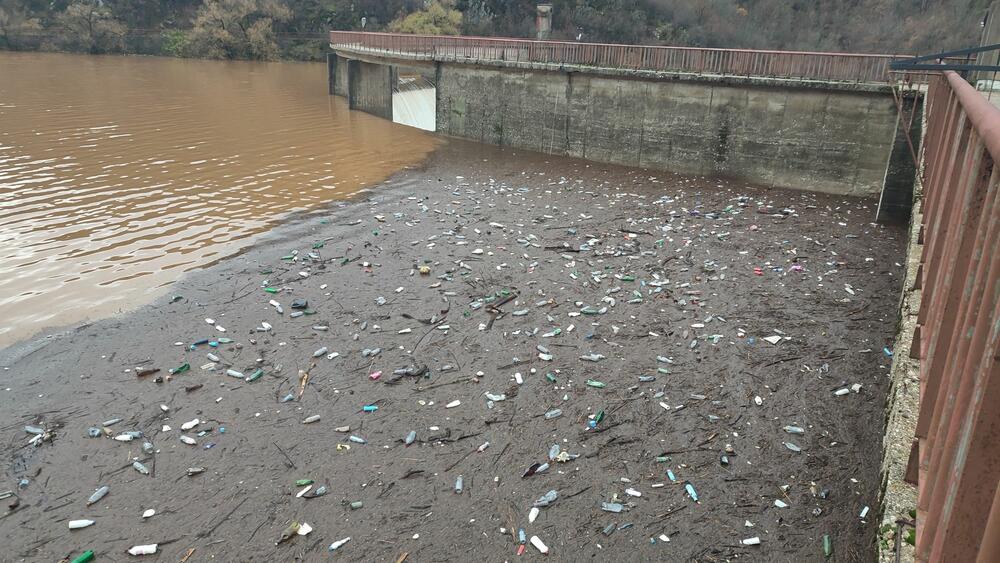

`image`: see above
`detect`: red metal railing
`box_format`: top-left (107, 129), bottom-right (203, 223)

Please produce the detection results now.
top-left (330, 31), bottom-right (908, 83)
top-left (913, 70), bottom-right (1000, 562)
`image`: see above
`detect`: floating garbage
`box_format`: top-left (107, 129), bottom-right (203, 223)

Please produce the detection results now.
top-left (685, 482), bottom-right (699, 502)
top-left (529, 536), bottom-right (549, 554)
top-left (2, 149), bottom-right (902, 561)
top-left (86, 486), bottom-right (109, 506)
top-left (522, 462), bottom-right (549, 478)
top-left (127, 544), bottom-right (157, 556)
top-left (533, 490), bottom-right (558, 507)
top-left (329, 537), bottom-right (351, 551)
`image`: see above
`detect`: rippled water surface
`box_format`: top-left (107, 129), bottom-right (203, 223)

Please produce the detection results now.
top-left (0, 52), bottom-right (439, 347)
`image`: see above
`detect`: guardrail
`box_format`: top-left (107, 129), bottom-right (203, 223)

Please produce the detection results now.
top-left (912, 70), bottom-right (1000, 561)
top-left (330, 31), bottom-right (909, 84)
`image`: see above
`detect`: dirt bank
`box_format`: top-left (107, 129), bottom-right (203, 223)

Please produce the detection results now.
top-left (1, 140), bottom-right (905, 562)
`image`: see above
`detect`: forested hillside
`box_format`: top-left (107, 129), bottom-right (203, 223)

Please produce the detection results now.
top-left (0, 0), bottom-right (990, 61)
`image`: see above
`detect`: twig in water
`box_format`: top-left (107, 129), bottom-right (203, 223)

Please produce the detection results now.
top-left (444, 448), bottom-right (477, 472)
top-left (272, 441), bottom-right (296, 469)
top-left (197, 497), bottom-right (249, 539)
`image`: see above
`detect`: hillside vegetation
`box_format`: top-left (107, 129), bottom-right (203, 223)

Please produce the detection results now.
top-left (0, 0), bottom-right (989, 61)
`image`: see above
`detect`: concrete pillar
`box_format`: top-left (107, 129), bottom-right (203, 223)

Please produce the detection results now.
top-left (347, 59), bottom-right (394, 120)
top-left (876, 94), bottom-right (923, 223)
top-left (435, 62), bottom-right (444, 132)
top-left (327, 53), bottom-right (337, 95)
top-left (347, 58), bottom-right (361, 109)
top-left (975, 2), bottom-right (1000, 86)
top-left (536, 3), bottom-right (553, 40)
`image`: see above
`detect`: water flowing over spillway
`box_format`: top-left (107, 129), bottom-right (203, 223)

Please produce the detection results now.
top-left (393, 87), bottom-right (436, 132)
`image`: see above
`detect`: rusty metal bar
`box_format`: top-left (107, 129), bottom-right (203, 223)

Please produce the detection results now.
top-left (911, 70), bottom-right (1000, 561)
top-left (329, 31), bottom-right (914, 84)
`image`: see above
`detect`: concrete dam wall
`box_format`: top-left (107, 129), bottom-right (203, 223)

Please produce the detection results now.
top-left (438, 67), bottom-right (908, 197)
top-left (329, 52), bottom-right (918, 208)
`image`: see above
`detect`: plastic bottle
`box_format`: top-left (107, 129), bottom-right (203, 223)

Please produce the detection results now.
top-left (86, 486), bottom-right (109, 505)
top-left (329, 537), bottom-right (351, 551)
top-left (685, 482), bottom-right (699, 502)
top-left (127, 544), bottom-right (157, 556)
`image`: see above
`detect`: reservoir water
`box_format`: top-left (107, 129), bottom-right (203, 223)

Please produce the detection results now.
top-left (0, 52), bottom-right (439, 347)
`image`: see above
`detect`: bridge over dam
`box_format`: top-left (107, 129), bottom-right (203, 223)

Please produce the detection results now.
top-left (328, 32), bottom-right (921, 222)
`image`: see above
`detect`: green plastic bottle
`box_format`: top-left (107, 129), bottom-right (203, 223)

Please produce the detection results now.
top-left (71, 551), bottom-right (95, 563)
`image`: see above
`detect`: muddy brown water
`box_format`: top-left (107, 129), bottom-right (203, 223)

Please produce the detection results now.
top-left (1, 131), bottom-right (905, 562)
top-left (0, 52), bottom-right (439, 348)
top-left (2, 52), bottom-right (906, 563)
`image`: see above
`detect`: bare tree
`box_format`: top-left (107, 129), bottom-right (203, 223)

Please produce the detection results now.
top-left (186, 0), bottom-right (292, 60)
top-left (57, 0), bottom-right (126, 53)
top-left (0, 0), bottom-right (41, 50)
